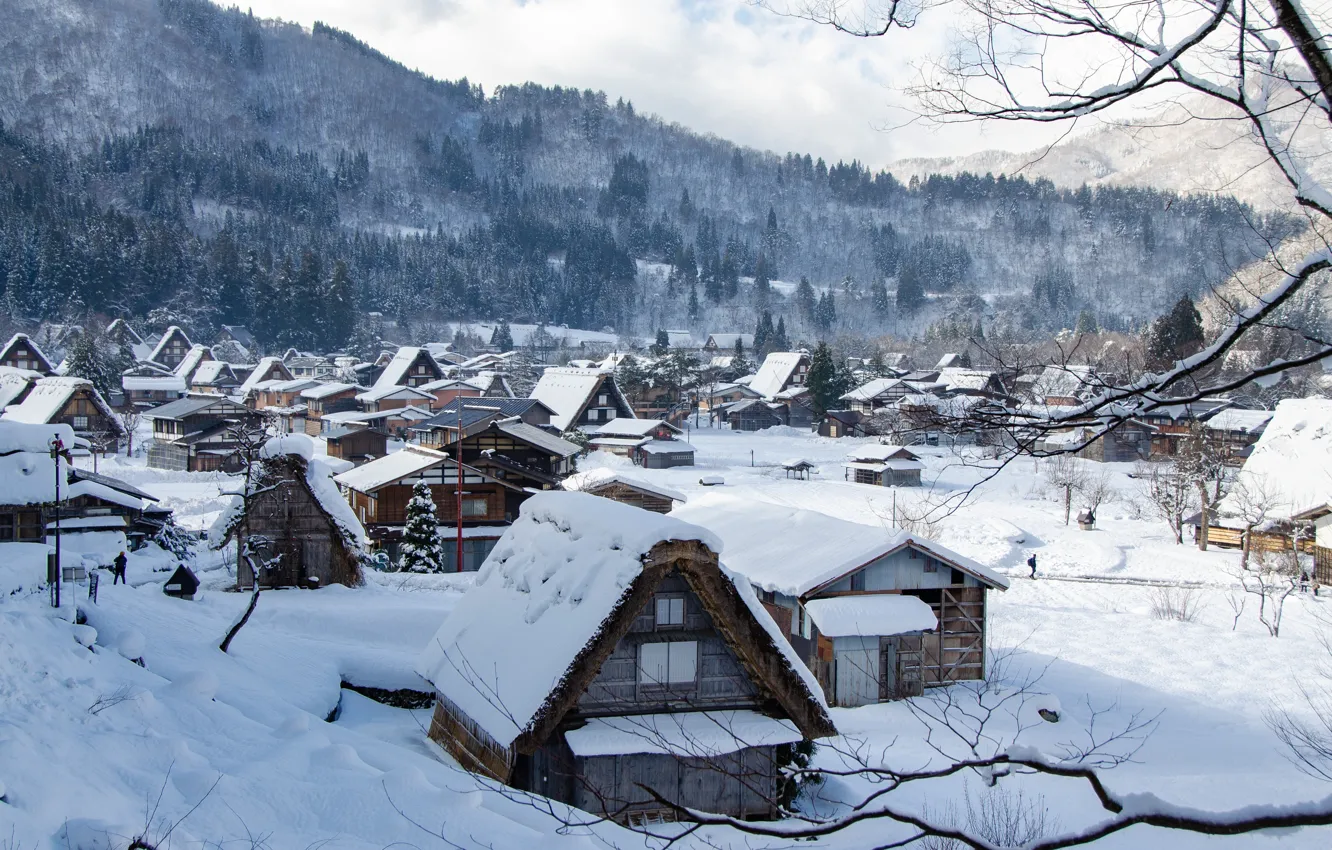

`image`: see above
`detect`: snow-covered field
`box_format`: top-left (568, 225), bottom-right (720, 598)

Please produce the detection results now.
top-left (2, 426), bottom-right (1329, 849)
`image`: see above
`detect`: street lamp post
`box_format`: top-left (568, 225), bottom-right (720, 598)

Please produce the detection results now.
top-left (49, 435), bottom-right (64, 609)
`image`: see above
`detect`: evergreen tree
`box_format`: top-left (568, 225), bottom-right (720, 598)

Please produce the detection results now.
top-left (1147, 296), bottom-right (1205, 367)
top-left (398, 481), bottom-right (444, 573)
top-left (63, 332), bottom-right (118, 401)
top-left (688, 282), bottom-right (700, 322)
top-left (492, 320), bottom-right (515, 352)
top-left (324, 260), bottom-right (356, 350)
top-left (896, 266), bottom-right (926, 312)
top-left (1075, 309), bottom-right (1099, 335)
top-left (774, 316), bottom-right (789, 350)
top-left (752, 253), bottom-right (771, 308)
top-left (805, 341), bottom-right (840, 416)
top-left (871, 280), bottom-right (891, 318)
top-left (731, 337), bottom-right (753, 377)
top-left (653, 328), bottom-right (671, 355)
top-left (796, 276), bottom-right (817, 325)
top-left (754, 311), bottom-right (776, 353)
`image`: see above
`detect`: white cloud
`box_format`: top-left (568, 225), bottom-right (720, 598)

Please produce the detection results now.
top-left (245, 0), bottom-right (1069, 167)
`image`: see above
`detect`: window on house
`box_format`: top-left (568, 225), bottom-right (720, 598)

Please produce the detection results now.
top-left (72, 416), bottom-right (89, 430)
top-left (598, 394), bottom-right (608, 406)
top-left (638, 641), bottom-right (697, 685)
top-left (850, 571), bottom-right (866, 591)
top-left (655, 596), bottom-right (685, 627)
top-left (461, 497), bottom-right (488, 518)
top-left (924, 558), bottom-right (938, 573)
top-left (0, 513), bottom-right (13, 541)
top-left (951, 568), bottom-right (965, 585)
top-left (17, 511), bottom-right (42, 541)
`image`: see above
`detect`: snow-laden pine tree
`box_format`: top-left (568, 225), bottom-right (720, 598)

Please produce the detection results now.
top-left (397, 481), bottom-right (444, 573)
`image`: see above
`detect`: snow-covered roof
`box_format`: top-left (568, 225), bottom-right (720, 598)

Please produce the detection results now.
top-left (416, 491), bottom-right (723, 748)
top-left (564, 710), bottom-right (801, 758)
top-left (706, 333), bottom-right (755, 349)
top-left (937, 368), bottom-right (998, 393)
top-left (781, 458), bottom-right (818, 470)
top-left (1205, 408), bottom-right (1273, 434)
top-left (561, 467), bottom-right (687, 503)
top-left (321, 406), bottom-right (434, 426)
top-left (1223, 398), bottom-right (1332, 519)
top-left (804, 595), bottom-right (938, 638)
top-left (334, 446), bottom-right (449, 493)
top-left (190, 360), bottom-right (234, 386)
top-left (173, 345), bottom-right (211, 379)
top-left (529, 367), bottom-right (611, 431)
top-left (845, 444), bottom-right (920, 463)
top-left (122, 374), bottom-right (187, 392)
top-left (146, 326), bottom-right (190, 365)
top-left (590, 418), bottom-right (681, 438)
top-left (3, 377), bottom-right (119, 432)
top-left (356, 384), bottom-right (435, 403)
top-left (0, 333), bottom-right (53, 372)
top-left (0, 421), bottom-right (75, 506)
top-left (259, 378), bottom-right (320, 394)
top-left (640, 439), bottom-right (695, 455)
top-left (1022, 365), bottom-right (1095, 401)
top-left (370, 347), bottom-right (432, 393)
top-left (842, 377), bottom-right (903, 402)
top-left (237, 357), bottom-right (291, 397)
top-left (0, 368), bottom-right (37, 409)
top-left (671, 493), bottom-right (1008, 596)
top-left (300, 382), bottom-right (359, 400)
top-left (845, 459), bottom-right (923, 473)
top-left (210, 434), bottom-right (368, 551)
top-left (496, 420), bottom-right (581, 458)
top-left (750, 352), bottom-right (806, 399)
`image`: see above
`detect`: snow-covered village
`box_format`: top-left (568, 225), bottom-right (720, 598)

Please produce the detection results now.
top-left (5, 1), bottom-right (1332, 849)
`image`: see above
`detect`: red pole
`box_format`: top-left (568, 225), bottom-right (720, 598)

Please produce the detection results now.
top-left (455, 400), bottom-right (464, 572)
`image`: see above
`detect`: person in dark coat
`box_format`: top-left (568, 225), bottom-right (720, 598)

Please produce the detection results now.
top-left (113, 551), bottom-right (128, 585)
top-left (1027, 554), bottom-right (1037, 578)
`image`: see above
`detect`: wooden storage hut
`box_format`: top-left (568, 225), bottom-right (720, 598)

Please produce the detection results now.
top-left (673, 497), bottom-right (1009, 707)
top-left (210, 435), bottom-right (368, 589)
top-left (561, 468), bottom-right (686, 514)
top-left (417, 492), bottom-right (835, 824)
top-left (844, 445), bottom-right (924, 487)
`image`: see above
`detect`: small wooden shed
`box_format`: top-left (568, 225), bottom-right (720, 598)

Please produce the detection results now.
top-left (417, 492), bottom-right (835, 824)
top-left (210, 435), bottom-right (369, 589)
top-left (561, 468), bottom-right (686, 514)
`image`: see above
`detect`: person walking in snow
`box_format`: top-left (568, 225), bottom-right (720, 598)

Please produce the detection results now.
top-left (112, 551), bottom-right (127, 585)
top-left (1027, 554), bottom-right (1037, 579)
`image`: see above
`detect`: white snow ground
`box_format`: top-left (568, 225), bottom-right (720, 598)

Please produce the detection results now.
top-left (1, 425), bottom-right (1330, 849)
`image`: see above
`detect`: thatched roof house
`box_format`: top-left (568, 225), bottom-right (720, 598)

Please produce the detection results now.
top-left (417, 491), bottom-right (834, 823)
top-left (210, 435), bottom-right (368, 589)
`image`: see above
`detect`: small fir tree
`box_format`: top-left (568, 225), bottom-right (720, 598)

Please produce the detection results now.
top-left (804, 341), bottom-right (843, 416)
top-left (492, 320), bottom-right (515, 352)
top-left (731, 337), bottom-right (753, 378)
top-left (398, 481), bottom-right (444, 573)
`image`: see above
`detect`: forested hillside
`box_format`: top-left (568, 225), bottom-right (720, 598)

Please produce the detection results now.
top-left (0, 0), bottom-right (1298, 350)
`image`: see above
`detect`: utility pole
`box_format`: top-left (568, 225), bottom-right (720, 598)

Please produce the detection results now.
top-left (49, 435), bottom-right (64, 609)
top-left (455, 400), bottom-right (464, 572)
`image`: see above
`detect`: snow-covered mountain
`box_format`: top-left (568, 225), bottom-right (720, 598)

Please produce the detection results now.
top-left (891, 97), bottom-right (1327, 212)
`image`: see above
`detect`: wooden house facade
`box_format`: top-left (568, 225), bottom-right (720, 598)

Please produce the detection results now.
top-left (144, 395), bottom-right (258, 472)
top-left (844, 445), bottom-right (924, 487)
top-left (2, 377), bottom-right (123, 438)
top-left (146, 326), bottom-right (193, 370)
top-left (529, 368), bottom-right (635, 433)
top-left (335, 422), bottom-right (578, 563)
top-left (418, 494), bottom-right (836, 824)
top-left (325, 427), bottom-right (388, 466)
top-left (0, 334), bottom-right (54, 374)
top-left (562, 469), bottom-right (686, 514)
top-left (299, 382), bottom-right (361, 435)
top-left (588, 419), bottom-right (696, 468)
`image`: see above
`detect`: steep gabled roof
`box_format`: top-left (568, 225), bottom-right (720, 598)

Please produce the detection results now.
top-left (417, 492), bottom-right (834, 755)
top-left (190, 360), bottom-right (239, 387)
top-left (370, 346), bottom-right (441, 392)
top-left (173, 344), bottom-right (213, 380)
top-left (672, 493), bottom-right (1008, 597)
top-left (0, 334), bottom-right (54, 373)
top-left (750, 352), bottom-right (807, 399)
top-left (529, 367), bottom-right (630, 431)
top-left (591, 418), bottom-right (683, 438)
top-left (146, 326), bottom-right (192, 364)
top-left (237, 356), bottom-right (294, 397)
top-left (2, 377), bottom-right (123, 433)
top-left (1221, 397), bottom-right (1332, 519)
top-left (562, 467), bottom-right (687, 503)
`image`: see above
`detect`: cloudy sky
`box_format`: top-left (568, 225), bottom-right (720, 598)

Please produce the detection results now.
top-left (241, 0), bottom-right (1071, 169)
